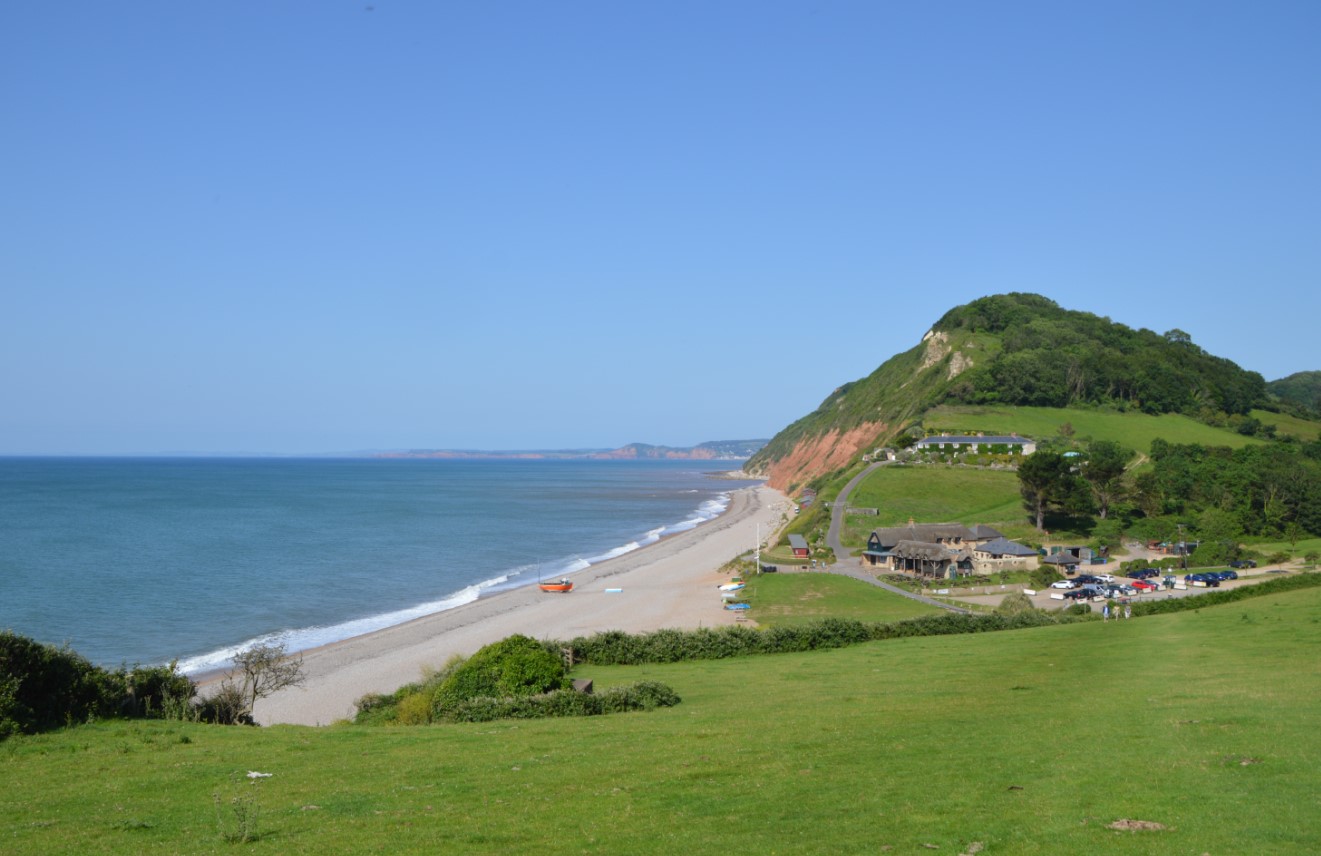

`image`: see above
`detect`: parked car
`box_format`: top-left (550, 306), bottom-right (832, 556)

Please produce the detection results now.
top-left (1050, 580), bottom-right (1077, 589)
top-left (1075, 574), bottom-right (1101, 585)
top-left (1131, 580), bottom-right (1159, 591)
top-left (1062, 588), bottom-right (1091, 600)
top-left (1127, 568), bottom-right (1159, 580)
top-left (1229, 560), bottom-right (1257, 569)
top-left (1096, 574), bottom-right (1116, 583)
top-left (1222, 569), bottom-right (1239, 580)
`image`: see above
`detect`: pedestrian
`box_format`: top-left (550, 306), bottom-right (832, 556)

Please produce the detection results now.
top-left (1103, 602), bottom-right (1110, 622)
top-left (1124, 602), bottom-right (1132, 620)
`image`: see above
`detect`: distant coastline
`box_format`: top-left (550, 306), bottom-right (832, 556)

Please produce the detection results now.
top-left (375, 438), bottom-right (768, 462)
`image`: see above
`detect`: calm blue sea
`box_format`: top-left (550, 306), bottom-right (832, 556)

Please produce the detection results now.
top-left (0, 457), bottom-right (760, 672)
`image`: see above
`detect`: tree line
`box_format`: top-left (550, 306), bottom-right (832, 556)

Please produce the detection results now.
top-left (1017, 435), bottom-right (1321, 557)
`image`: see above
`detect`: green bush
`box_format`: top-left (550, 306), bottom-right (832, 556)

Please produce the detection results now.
top-left (432, 635), bottom-right (568, 716)
top-left (994, 592), bottom-right (1038, 616)
top-left (0, 631), bottom-right (196, 737)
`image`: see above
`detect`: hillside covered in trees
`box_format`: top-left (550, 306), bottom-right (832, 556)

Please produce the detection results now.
top-left (1268, 370), bottom-right (1321, 415)
top-left (748, 293), bottom-right (1272, 491)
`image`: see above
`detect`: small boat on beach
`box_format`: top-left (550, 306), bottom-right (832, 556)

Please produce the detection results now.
top-left (539, 579), bottom-right (574, 593)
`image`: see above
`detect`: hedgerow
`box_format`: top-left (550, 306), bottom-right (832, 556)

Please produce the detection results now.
top-left (441, 681), bottom-right (681, 723)
top-left (551, 610), bottom-right (1082, 666)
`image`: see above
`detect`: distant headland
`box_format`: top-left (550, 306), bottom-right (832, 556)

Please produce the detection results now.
top-left (374, 439), bottom-right (767, 462)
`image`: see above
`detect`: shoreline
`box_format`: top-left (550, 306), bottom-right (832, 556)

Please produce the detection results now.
top-left (247, 484), bottom-right (790, 726)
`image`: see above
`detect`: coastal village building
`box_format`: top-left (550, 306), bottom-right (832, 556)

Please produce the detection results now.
top-left (862, 521), bottom-right (1036, 579)
top-left (789, 534), bottom-right (810, 558)
top-left (915, 433), bottom-right (1036, 455)
top-left (1042, 552), bottom-right (1082, 573)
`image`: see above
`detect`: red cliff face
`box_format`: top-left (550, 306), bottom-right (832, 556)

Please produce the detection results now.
top-left (764, 422), bottom-right (888, 492)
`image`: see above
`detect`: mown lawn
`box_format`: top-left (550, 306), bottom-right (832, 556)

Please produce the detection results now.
top-left (738, 572), bottom-right (944, 626)
top-left (6, 587), bottom-right (1321, 854)
top-left (924, 404), bottom-right (1266, 452)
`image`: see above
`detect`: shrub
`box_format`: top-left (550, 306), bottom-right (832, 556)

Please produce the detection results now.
top-left (395, 691), bottom-right (434, 725)
top-left (994, 592), bottom-right (1037, 616)
top-left (433, 634), bottom-right (568, 716)
top-left (0, 631), bottom-right (195, 737)
top-left (598, 681), bottom-right (681, 713)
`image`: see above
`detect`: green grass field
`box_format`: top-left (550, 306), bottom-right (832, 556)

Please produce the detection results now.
top-left (739, 572), bottom-right (944, 626)
top-left (1251, 408), bottom-right (1321, 441)
top-left (924, 404), bottom-right (1265, 452)
top-left (843, 465), bottom-right (1024, 546)
top-left (5, 586), bottom-right (1321, 853)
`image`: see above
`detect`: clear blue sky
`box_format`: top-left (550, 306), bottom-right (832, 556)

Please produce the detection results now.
top-left (3, 1), bottom-right (1319, 454)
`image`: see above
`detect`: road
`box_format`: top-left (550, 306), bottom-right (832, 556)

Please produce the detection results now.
top-left (820, 461), bottom-right (972, 614)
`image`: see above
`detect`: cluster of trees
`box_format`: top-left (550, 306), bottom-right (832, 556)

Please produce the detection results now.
top-left (936, 294), bottom-right (1267, 415)
top-left (1134, 439), bottom-right (1321, 540)
top-left (1016, 435), bottom-right (1321, 551)
top-left (1017, 440), bottom-right (1132, 530)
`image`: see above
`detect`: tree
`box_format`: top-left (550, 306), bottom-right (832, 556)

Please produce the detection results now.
top-left (1079, 440), bottom-right (1132, 520)
top-left (1018, 451), bottom-right (1075, 531)
top-left (212, 641), bottom-right (304, 724)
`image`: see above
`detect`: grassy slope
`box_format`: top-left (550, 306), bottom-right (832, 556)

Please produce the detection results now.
top-left (6, 588), bottom-right (1321, 853)
top-left (1251, 408), bottom-right (1321, 441)
top-left (924, 404), bottom-right (1265, 452)
top-left (843, 465), bottom-right (1024, 546)
top-left (739, 573), bottom-right (944, 626)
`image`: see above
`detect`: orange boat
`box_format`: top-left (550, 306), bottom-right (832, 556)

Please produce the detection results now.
top-left (538, 579), bottom-right (574, 593)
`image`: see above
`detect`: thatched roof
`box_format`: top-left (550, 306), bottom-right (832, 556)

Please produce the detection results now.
top-left (890, 540), bottom-right (954, 562)
top-left (869, 523), bottom-right (974, 548)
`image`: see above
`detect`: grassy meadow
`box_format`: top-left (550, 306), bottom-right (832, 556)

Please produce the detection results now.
top-left (923, 404), bottom-right (1266, 452)
top-left (1250, 408), bottom-right (1321, 441)
top-left (843, 465), bottom-right (1025, 546)
top-left (6, 586), bottom-right (1321, 854)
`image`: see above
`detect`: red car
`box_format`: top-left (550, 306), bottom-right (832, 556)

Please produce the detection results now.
top-left (1131, 580), bottom-right (1159, 592)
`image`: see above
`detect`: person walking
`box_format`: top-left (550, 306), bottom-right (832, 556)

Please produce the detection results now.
top-left (1103, 602), bottom-right (1110, 622)
top-left (1124, 601), bottom-right (1132, 620)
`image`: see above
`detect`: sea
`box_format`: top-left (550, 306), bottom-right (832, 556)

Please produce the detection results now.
top-left (0, 457), bottom-right (762, 673)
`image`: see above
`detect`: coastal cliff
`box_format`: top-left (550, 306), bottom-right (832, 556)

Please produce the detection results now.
top-left (745, 292), bottom-right (1270, 494)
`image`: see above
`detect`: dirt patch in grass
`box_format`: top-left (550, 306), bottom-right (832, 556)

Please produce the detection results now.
top-left (1107, 819), bottom-right (1166, 831)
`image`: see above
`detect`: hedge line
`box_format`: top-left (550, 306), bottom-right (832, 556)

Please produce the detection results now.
top-left (550, 611), bottom-right (1084, 667)
top-left (1130, 571), bottom-right (1321, 617)
top-left (444, 681), bottom-right (680, 723)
